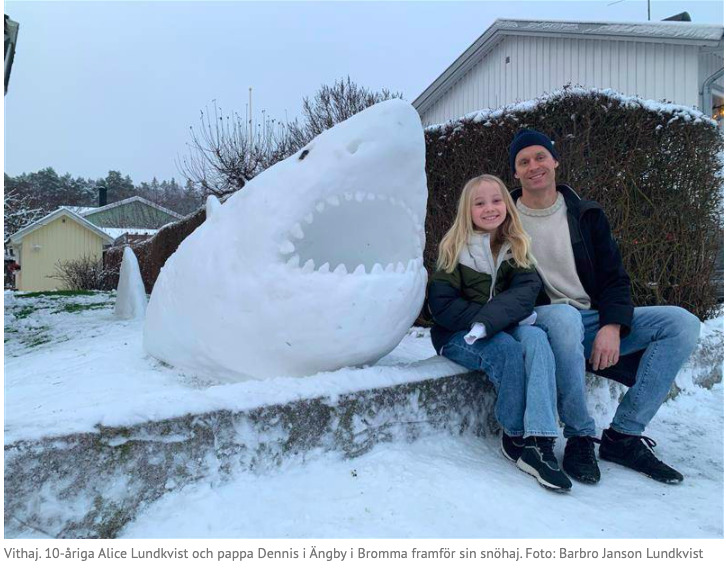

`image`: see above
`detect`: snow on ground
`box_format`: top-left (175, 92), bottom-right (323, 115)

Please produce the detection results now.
top-left (3, 291), bottom-right (455, 444)
top-left (120, 379), bottom-right (723, 539)
top-left (4, 291), bottom-right (723, 538)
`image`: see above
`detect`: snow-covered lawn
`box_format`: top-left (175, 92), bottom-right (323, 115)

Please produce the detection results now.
top-left (3, 290), bottom-right (454, 444)
top-left (3, 291), bottom-right (723, 538)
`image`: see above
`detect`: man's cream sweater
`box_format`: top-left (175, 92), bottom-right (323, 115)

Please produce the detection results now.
top-left (517, 193), bottom-right (591, 310)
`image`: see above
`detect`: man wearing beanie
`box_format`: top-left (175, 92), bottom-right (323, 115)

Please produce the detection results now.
top-left (508, 128), bottom-right (701, 486)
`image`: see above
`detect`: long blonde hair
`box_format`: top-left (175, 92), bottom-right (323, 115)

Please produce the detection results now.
top-left (436, 174), bottom-right (535, 273)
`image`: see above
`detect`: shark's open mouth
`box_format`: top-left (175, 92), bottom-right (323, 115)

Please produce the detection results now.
top-left (145, 99), bottom-right (428, 380)
top-left (279, 192), bottom-right (424, 274)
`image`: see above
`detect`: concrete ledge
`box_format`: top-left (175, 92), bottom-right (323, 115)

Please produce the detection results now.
top-left (5, 371), bottom-right (496, 539)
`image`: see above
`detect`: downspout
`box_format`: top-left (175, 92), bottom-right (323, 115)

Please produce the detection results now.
top-left (700, 67), bottom-right (724, 116)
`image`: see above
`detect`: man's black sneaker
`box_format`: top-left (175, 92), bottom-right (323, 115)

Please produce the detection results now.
top-left (563, 436), bottom-right (601, 484)
top-left (501, 433), bottom-right (525, 462)
top-left (516, 437), bottom-right (572, 491)
top-left (599, 429), bottom-right (684, 484)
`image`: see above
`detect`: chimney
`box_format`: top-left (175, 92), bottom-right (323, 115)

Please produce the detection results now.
top-left (98, 186), bottom-right (107, 207)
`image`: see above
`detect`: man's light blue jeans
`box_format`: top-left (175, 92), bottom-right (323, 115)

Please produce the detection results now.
top-left (440, 325), bottom-right (559, 438)
top-left (534, 304), bottom-right (701, 437)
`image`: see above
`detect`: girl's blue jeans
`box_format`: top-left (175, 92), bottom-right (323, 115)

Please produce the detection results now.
top-left (440, 325), bottom-right (559, 438)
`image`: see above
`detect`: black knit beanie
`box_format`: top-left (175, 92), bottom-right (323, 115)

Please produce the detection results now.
top-left (509, 129), bottom-right (558, 173)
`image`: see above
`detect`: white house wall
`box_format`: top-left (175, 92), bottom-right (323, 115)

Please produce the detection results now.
top-left (421, 35), bottom-right (708, 126)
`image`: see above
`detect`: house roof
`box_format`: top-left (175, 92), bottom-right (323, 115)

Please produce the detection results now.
top-left (61, 196), bottom-right (184, 220)
top-left (413, 18), bottom-right (725, 113)
top-left (8, 208), bottom-right (116, 246)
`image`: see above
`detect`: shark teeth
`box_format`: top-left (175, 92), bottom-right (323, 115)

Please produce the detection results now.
top-left (285, 256), bottom-right (419, 276)
top-left (279, 241), bottom-right (295, 255)
top-left (303, 192), bottom-right (420, 218)
top-left (302, 259), bottom-right (316, 273)
top-left (290, 223), bottom-right (305, 240)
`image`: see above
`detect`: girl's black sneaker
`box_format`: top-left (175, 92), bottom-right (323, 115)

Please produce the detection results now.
top-left (516, 437), bottom-right (572, 491)
top-left (501, 433), bottom-right (525, 462)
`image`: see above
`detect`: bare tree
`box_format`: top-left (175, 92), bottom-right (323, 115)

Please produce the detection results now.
top-left (288, 76), bottom-right (403, 147)
top-left (178, 101), bottom-right (298, 198)
top-left (3, 188), bottom-right (48, 239)
top-left (179, 79), bottom-right (403, 197)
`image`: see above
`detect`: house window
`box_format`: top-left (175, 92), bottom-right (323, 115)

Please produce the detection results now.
top-left (712, 94), bottom-right (724, 129)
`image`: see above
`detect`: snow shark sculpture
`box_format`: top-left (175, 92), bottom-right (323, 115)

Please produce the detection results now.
top-left (144, 100), bottom-right (428, 380)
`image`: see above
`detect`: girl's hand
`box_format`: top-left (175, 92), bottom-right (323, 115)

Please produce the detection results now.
top-left (590, 324), bottom-right (621, 371)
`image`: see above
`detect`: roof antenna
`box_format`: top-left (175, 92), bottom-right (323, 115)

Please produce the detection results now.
top-left (607, 0), bottom-right (651, 21)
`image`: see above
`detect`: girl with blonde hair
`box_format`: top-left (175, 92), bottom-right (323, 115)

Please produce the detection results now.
top-left (427, 174), bottom-right (570, 491)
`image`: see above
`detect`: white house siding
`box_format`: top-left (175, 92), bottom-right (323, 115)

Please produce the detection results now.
top-left (421, 35), bottom-right (707, 127)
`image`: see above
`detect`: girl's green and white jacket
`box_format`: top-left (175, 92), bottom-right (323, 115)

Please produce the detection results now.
top-left (427, 232), bottom-right (542, 354)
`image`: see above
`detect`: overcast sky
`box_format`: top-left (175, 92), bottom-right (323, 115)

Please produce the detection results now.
top-left (4, 0), bottom-right (724, 184)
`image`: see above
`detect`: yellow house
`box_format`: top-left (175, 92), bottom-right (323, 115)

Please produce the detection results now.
top-left (8, 208), bottom-right (115, 291)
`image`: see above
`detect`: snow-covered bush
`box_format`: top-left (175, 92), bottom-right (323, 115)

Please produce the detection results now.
top-left (424, 87), bottom-right (723, 320)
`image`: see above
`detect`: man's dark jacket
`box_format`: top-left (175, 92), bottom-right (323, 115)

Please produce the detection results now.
top-left (510, 184), bottom-right (642, 387)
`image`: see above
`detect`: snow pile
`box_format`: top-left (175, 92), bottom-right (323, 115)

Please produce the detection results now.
top-left (144, 99), bottom-right (428, 381)
top-left (113, 247), bottom-right (147, 320)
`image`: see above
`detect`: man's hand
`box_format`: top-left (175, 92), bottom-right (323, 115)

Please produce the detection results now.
top-left (590, 324), bottom-right (621, 371)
